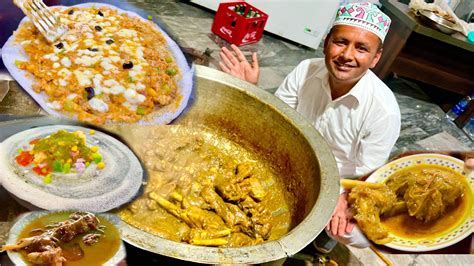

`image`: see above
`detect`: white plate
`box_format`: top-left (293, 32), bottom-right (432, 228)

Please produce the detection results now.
top-left (6, 210), bottom-right (126, 266)
top-left (1, 2), bottom-right (194, 125)
top-left (366, 153), bottom-right (474, 252)
top-left (0, 125), bottom-right (144, 212)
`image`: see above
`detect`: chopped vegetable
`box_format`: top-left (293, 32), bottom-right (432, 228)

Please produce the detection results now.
top-left (147, 88), bottom-right (157, 97)
top-left (16, 151), bottom-right (34, 166)
top-left (92, 153), bottom-right (102, 163)
top-left (162, 84), bottom-right (171, 93)
top-left (165, 68), bottom-right (177, 76)
top-left (52, 160), bottom-right (62, 172)
top-left (147, 15), bottom-right (153, 20)
top-left (43, 174), bottom-right (52, 184)
top-left (95, 25), bottom-right (102, 31)
top-left (63, 163), bottom-right (71, 173)
top-left (15, 130), bottom-right (105, 177)
top-left (14, 60), bottom-right (25, 68)
top-left (33, 165), bottom-right (50, 176)
top-left (97, 162), bottom-right (106, 169)
top-left (136, 106), bottom-right (146, 115)
top-left (63, 100), bottom-right (74, 111)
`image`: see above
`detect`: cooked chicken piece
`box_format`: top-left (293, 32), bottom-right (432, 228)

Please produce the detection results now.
top-left (348, 185), bottom-right (397, 244)
top-left (235, 163), bottom-right (253, 182)
top-left (386, 168), bottom-right (464, 222)
top-left (1, 235), bottom-right (59, 252)
top-left (27, 247), bottom-right (65, 266)
top-left (82, 234), bottom-right (102, 246)
top-left (52, 212), bottom-right (100, 242)
top-left (189, 238), bottom-right (227, 246)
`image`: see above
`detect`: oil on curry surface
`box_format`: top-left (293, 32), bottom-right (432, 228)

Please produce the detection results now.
top-left (349, 164), bottom-right (470, 245)
top-left (113, 125), bottom-right (292, 247)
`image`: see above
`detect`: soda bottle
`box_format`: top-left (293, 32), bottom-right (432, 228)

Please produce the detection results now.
top-left (446, 92), bottom-right (474, 121)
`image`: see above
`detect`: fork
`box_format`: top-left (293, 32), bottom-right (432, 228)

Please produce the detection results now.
top-left (13, 0), bottom-right (68, 43)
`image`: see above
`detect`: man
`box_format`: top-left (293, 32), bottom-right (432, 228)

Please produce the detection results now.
top-left (219, 2), bottom-right (399, 248)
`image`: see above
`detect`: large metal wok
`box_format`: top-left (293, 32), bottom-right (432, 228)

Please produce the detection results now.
top-left (119, 65), bottom-right (340, 264)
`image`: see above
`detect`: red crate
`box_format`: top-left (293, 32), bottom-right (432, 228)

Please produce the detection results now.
top-left (211, 1), bottom-right (268, 46)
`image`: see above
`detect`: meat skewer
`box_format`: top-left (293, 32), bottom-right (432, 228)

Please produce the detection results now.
top-left (1, 212), bottom-right (103, 266)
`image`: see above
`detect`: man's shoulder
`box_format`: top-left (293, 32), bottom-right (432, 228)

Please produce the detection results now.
top-left (365, 71), bottom-right (400, 116)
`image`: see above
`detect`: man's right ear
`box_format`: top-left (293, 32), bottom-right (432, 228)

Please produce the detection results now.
top-left (323, 37), bottom-right (329, 54)
top-left (323, 30), bottom-right (332, 53)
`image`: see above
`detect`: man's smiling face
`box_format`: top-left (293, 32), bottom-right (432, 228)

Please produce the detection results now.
top-left (324, 25), bottom-right (382, 86)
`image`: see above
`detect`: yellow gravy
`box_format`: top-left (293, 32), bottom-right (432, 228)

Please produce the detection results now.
top-left (115, 125), bottom-right (292, 246)
top-left (382, 164), bottom-right (471, 239)
top-left (17, 212), bottom-right (121, 266)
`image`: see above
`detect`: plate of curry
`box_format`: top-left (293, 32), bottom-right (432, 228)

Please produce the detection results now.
top-left (2, 210), bottom-right (125, 266)
top-left (349, 154), bottom-right (473, 252)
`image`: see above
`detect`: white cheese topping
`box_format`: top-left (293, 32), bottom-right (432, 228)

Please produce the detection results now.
top-left (67, 93), bottom-right (78, 100)
top-left (74, 70), bottom-right (93, 86)
top-left (124, 89), bottom-right (146, 104)
top-left (89, 98), bottom-right (109, 112)
top-left (46, 101), bottom-right (61, 110)
top-left (75, 55), bottom-right (100, 67)
top-left (100, 58), bottom-right (117, 71)
top-left (60, 57), bottom-right (71, 67)
top-left (58, 79), bottom-right (68, 86)
top-left (58, 68), bottom-right (72, 77)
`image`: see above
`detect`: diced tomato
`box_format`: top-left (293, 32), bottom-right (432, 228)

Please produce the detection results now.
top-left (32, 165), bottom-right (51, 176)
top-left (15, 151), bottom-right (34, 166)
top-left (29, 139), bottom-right (39, 145)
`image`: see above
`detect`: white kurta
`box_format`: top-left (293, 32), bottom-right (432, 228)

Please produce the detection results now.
top-left (275, 58), bottom-right (401, 178)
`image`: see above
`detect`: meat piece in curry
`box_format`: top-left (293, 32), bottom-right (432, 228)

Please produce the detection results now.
top-left (348, 186), bottom-right (397, 244)
top-left (385, 167), bottom-right (465, 223)
top-left (116, 126), bottom-right (292, 247)
top-left (1, 211), bottom-right (120, 266)
top-left (348, 164), bottom-right (468, 244)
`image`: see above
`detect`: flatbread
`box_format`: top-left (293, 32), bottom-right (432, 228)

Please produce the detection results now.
top-left (1, 2), bottom-right (193, 124)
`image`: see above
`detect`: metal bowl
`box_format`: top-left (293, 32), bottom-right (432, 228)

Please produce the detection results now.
top-left (118, 65), bottom-right (340, 264)
top-left (418, 10), bottom-right (461, 35)
top-left (6, 211), bottom-right (126, 266)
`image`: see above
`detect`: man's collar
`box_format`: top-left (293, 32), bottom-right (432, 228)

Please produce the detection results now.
top-left (347, 71), bottom-right (370, 104)
top-left (323, 70), bottom-right (370, 105)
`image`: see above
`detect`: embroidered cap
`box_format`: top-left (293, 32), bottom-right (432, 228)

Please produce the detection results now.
top-left (333, 2), bottom-right (391, 42)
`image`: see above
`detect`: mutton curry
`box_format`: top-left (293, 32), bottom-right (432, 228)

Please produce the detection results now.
top-left (348, 164), bottom-right (470, 244)
top-left (116, 126), bottom-right (292, 247)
